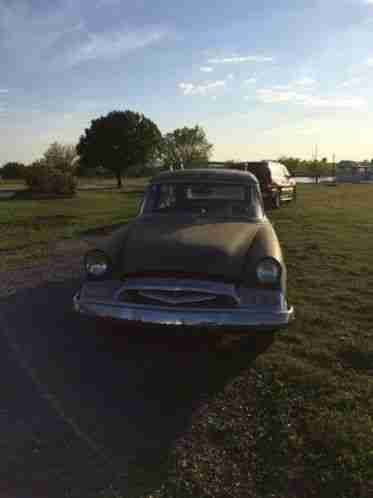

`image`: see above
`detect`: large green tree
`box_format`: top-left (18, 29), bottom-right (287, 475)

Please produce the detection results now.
top-left (77, 110), bottom-right (162, 188)
top-left (162, 125), bottom-right (213, 170)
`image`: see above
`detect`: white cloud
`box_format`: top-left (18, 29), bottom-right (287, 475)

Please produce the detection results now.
top-left (256, 88), bottom-right (366, 109)
top-left (0, 2), bottom-right (168, 70)
top-left (257, 89), bottom-right (298, 103)
top-left (243, 78), bottom-right (257, 84)
top-left (294, 77), bottom-right (317, 86)
top-left (207, 55), bottom-right (273, 64)
top-left (0, 89), bottom-right (9, 94)
top-left (179, 80), bottom-right (226, 96)
top-left (339, 77), bottom-right (362, 88)
top-left (0, 2), bottom-right (86, 66)
top-left (364, 0), bottom-right (373, 4)
top-left (365, 57), bottom-right (373, 66)
top-left (271, 84), bottom-right (292, 90)
top-left (272, 78), bottom-right (316, 91)
top-left (200, 66), bottom-right (214, 72)
top-left (179, 72), bottom-right (237, 96)
top-left (66, 27), bottom-right (167, 66)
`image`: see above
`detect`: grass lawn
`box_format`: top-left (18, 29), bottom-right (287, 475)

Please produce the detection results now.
top-left (253, 184), bottom-right (373, 497)
top-left (0, 179), bottom-right (25, 190)
top-left (138, 184), bottom-right (373, 498)
top-left (0, 177), bottom-right (138, 190)
top-left (2, 182), bottom-right (373, 496)
top-left (0, 179), bottom-right (148, 271)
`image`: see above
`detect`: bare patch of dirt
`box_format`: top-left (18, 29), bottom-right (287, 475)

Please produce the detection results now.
top-left (0, 236), bottom-right (107, 298)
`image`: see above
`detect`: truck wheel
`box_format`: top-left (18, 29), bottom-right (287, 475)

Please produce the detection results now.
top-left (272, 192), bottom-right (281, 209)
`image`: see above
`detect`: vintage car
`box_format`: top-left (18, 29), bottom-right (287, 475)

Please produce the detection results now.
top-left (73, 169), bottom-right (294, 334)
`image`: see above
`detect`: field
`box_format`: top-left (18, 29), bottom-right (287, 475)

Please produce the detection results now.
top-left (1, 182), bottom-right (373, 496)
top-left (141, 183), bottom-right (373, 498)
top-left (0, 178), bottom-right (147, 271)
top-left (255, 184), bottom-right (373, 497)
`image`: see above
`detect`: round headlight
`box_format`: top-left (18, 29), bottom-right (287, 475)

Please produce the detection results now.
top-left (256, 258), bottom-right (282, 284)
top-left (84, 250), bottom-right (110, 277)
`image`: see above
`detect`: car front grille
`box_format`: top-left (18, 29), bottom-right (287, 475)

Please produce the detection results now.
top-left (118, 289), bottom-right (238, 308)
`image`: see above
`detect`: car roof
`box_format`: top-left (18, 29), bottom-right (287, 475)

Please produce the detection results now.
top-left (150, 168), bottom-right (259, 184)
top-left (237, 161), bottom-right (283, 169)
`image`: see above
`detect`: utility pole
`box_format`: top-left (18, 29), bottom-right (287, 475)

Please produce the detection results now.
top-left (332, 153), bottom-right (336, 179)
top-left (312, 144), bottom-right (319, 161)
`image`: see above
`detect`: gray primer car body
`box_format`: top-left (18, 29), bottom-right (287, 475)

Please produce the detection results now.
top-left (74, 169), bottom-right (294, 331)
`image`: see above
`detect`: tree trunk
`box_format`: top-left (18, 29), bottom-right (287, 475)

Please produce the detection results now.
top-left (116, 171), bottom-right (123, 188)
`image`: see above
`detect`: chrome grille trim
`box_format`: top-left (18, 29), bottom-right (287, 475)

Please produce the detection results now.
top-left (137, 290), bottom-right (217, 305)
top-left (115, 278), bottom-right (240, 306)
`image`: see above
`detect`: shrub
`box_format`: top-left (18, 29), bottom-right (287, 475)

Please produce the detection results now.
top-left (25, 161), bottom-right (76, 196)
top-left (0, 162), bottom-right (27, 179)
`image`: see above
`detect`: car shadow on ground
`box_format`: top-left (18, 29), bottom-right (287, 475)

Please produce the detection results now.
top-left (0, 278), bottom-right (273, 497)
top-left (79, 221), bottom-right (127, 237)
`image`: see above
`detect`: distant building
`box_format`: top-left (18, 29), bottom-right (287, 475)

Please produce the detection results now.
top-left (336, 161), bottom-right (373, 183)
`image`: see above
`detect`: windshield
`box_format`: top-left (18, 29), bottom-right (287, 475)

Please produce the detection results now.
top-left (142, 182), bottom-right (264, 219)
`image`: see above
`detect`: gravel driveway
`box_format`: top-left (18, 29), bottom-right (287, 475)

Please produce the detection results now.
top-left (0, 239), bottom-right (261, 497)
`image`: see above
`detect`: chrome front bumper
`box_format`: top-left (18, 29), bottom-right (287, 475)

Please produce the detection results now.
top-left (73, 279), bottom-right (295, 331)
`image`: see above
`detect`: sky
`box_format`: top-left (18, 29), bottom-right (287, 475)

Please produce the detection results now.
top-left (1, 0), bottom-right (373, 164)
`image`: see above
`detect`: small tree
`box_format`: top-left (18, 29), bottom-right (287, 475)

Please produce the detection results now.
top-left (24, 142), bottom-right (77, 196)
top-left (307, 159), bottom-right (328, 183)
top-left (25, 161), bottom-right (76, 196)
top-left (43, 142), bottom-right (78, 172)
top-left (162, 125), bottom-right (213, 170)
top-left (77, 110), bottom-right (162, 188)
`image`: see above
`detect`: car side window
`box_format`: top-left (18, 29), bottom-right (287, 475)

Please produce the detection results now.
top-left (158, 184), bottom-right (177, 209)
top-left (142, 184), bottom-right (176, 212)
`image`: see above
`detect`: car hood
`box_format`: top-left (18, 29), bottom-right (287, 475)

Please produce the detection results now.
top-left (121, 215), bottom-right (261, 280)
